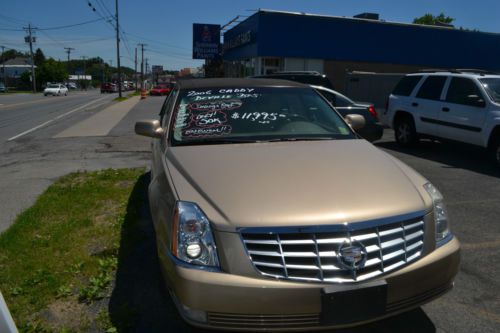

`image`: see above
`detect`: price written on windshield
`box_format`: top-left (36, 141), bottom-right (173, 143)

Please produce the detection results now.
top-left (232, 112), bottom-right (286, 124)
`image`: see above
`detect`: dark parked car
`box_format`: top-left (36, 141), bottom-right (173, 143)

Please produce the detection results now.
top-left (252, 71), bottom-right (334, 89)
top-left (100, 83), bottom-right (117, 93)
top-left (314, 85), bottom-right (384, 142)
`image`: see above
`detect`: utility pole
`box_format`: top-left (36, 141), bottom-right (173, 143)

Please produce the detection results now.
top-left (23, 24), bottom-right (36, 93)
top-left (1, 45), bottom-right (6, 89)
top-left (81, 56), bottom-right (87, 90)
top-left (138, 43), bottom-right (146, 90)
top-left (134, 47), bottom-right (138, 92)
top-left (64, 47), bottom-right (75, 85)
top-left (115, 0), bottom-right (122, 98)
top-left (145, 58), bottom-right (149, 88)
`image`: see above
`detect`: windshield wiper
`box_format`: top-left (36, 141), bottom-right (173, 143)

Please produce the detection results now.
top-left (265, 136), bottom-right (337, 142)
top-left (176, 138), bottom-right (262, 146)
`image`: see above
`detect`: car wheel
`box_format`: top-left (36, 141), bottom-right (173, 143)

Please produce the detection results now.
top-left (395, 116), bottom-right (418, 147)
top-left (490, 136), bottom-right (500, 168)
top-left (65, 92), bottom-right (68, 96)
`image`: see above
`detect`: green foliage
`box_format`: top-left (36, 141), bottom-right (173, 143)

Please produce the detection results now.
top-left (19, 71), bottom-right (32, 90)
top-left (34, 48), bottom-right (46, 67)
top-left (413, 12), bottom-right (455, 26)
top-left (0, 49), bottom-right (28, 63)
top-left (0, 168), bottom-right (144, 330)
top-left (36, 58), bottom-right (68, 89)
top-left (78, 257), bottom-right (118, 303)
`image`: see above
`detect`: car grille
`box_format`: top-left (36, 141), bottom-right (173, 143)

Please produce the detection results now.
top-left (241, 216), bottom-right (425, 283)
top-left (208, 312), bottom-right (320, 329)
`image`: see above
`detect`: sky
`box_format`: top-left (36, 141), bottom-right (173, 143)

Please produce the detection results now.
top-left (1, 0), bottom-right (500, 71)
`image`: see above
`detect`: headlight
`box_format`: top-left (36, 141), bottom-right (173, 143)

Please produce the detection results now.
top-left (171, 201), bottom-right (219, 267)
top-left (423, 183), bottom-right (451, 245)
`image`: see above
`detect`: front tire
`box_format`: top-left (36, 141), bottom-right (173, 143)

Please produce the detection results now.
top-left (490, 136), bottom-right (500, 168)
top-left (395, 116), bottom-right (419, 147)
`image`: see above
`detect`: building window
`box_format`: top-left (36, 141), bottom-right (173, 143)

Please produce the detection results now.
top-left (261, 57), bottom-right (283, 75)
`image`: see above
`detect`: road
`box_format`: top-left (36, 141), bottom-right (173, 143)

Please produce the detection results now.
top-left (0, 90), bottom-right (158, 233)
top-left (0, 92), bottom-right (498, 332)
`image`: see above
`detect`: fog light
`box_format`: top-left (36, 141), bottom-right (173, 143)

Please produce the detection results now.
top-left (186, 243), bottom-right (202, 258)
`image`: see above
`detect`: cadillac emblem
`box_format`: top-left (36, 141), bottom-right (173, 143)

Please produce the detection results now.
top-left (337, 240), bottom-right (368, 270)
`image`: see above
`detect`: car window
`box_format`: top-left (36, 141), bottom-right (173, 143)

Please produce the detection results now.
top-left (416, 76), bottom-right (447, 100)
top-left (317, 90), bottom-right (352, 107)
top-left (335, 94), bottom-right (353, 107)
top-left (392, 75), bottom-right (422, 96)
top-left (160, 89), bottom-right (178, 126)
top-left (170, 87), bottom-right (355, 145)
top-left (479, 78), bottom-right (500, 103)
top-left (318, 90), bottom-right (337, 106)
top-left (446, 77), bottom-right (484, 107)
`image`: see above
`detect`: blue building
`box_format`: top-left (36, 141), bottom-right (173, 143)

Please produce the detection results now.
top-left (223, 10), bottom-right (500, 93)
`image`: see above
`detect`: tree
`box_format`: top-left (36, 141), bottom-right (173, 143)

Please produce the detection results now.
top-left (1, 49), bottom-right (28, 63)
top-left (413, 13), bottom-right (454, 26)
top-left (34, 48), bottom-right (46, 67)
top-left (36, 58), bottom-right (67, 89)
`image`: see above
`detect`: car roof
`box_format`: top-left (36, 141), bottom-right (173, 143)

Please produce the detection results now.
top-left (406, 71), bottom-right (500, 79)
top-left (176, 78), bottom-right (307, 89)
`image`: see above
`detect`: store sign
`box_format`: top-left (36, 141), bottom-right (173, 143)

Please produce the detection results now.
top-left (223, 30), bottom-right (255, 51)
top-left (152, 65), bottom-right (163, 74)
top-left (193, 24), bottom-right (221, 59)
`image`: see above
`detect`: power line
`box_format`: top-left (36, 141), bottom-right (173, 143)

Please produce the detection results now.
top-left (0, 28), bottom-right (24, 31)
top-left (124, 32), bottom-right (191, 51)
top-left (96, 0), bottom-right (115, 20)
top-left (0, 14), bottom-right (27, 25)
top-left (37, 17), bottom-right (110, 31)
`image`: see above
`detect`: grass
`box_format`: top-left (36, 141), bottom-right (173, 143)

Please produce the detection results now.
top-left (0, 168), bottom-right (144, 332)
top-left (112, 91), bottom-right (141, 102)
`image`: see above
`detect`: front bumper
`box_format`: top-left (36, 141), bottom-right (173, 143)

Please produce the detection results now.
top-left (159, 236), bottom-right (460, 331)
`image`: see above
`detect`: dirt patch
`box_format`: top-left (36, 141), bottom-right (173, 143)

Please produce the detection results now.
top-left (114, 180), bottom-right (134, 189)
top-left (38, 299), bottom-right (90, 331)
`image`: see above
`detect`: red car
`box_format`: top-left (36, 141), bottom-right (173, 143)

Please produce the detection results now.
top-left (100, 83), bottom-right (118, 93)
top-left (149, 84), bottom-right (171, 96)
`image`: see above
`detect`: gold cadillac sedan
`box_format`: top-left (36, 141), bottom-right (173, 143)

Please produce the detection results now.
top-left (135, 78), bottom-right (460, 331)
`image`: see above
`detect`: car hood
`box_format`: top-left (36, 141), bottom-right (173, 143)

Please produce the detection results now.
top-left (166, 140), bottom-right (430, 230)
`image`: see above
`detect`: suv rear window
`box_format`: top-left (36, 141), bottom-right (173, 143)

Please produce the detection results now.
top-left (446, 77), bottom-right (484, 106)
top-left (392, 76), bottom-right (422, 96)
top-left (416, 76), bottom-right (447, 100)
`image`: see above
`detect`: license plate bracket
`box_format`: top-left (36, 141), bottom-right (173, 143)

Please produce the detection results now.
top-left (320, 280), bottom-right (387, 325)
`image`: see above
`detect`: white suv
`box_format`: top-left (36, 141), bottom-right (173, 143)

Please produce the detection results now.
top-left (385, 70), bottom-right (500, 167)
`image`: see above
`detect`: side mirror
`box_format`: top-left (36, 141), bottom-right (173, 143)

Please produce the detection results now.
top-left (345, 114), bottom-right (366, 131)
top-left (135, 120), bottom-right (164, 138)
top-left (466, 94), bottom-right (486, 107)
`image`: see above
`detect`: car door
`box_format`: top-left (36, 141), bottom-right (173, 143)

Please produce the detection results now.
top-left (150, 88), bottom-right (178, 237)
top-left (412, 75), bottom-right (448, 136)
top-left (438, 77), bottom-right (487, 145)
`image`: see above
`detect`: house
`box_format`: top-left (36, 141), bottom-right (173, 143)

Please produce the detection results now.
top-left (0, 57), bottom-right (36, 79)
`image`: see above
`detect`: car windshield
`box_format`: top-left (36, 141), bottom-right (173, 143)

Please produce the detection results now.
top-left (47, 84), bottom-right (59, 88)
top-left (170, 87), bottom-right (355, 146)
top-left (479, 78), bottom-right (500, 103)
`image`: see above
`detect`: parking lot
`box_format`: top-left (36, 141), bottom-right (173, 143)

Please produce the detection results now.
top-left (1, 93), bottom-right (499, 332)
top-left (106, 107), bottom-right (500, 332)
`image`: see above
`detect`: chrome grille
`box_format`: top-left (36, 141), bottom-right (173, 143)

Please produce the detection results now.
top-left (241, 217), bottom-right (425, 283)
top-left (208, 312), bottom-right (320, 329)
